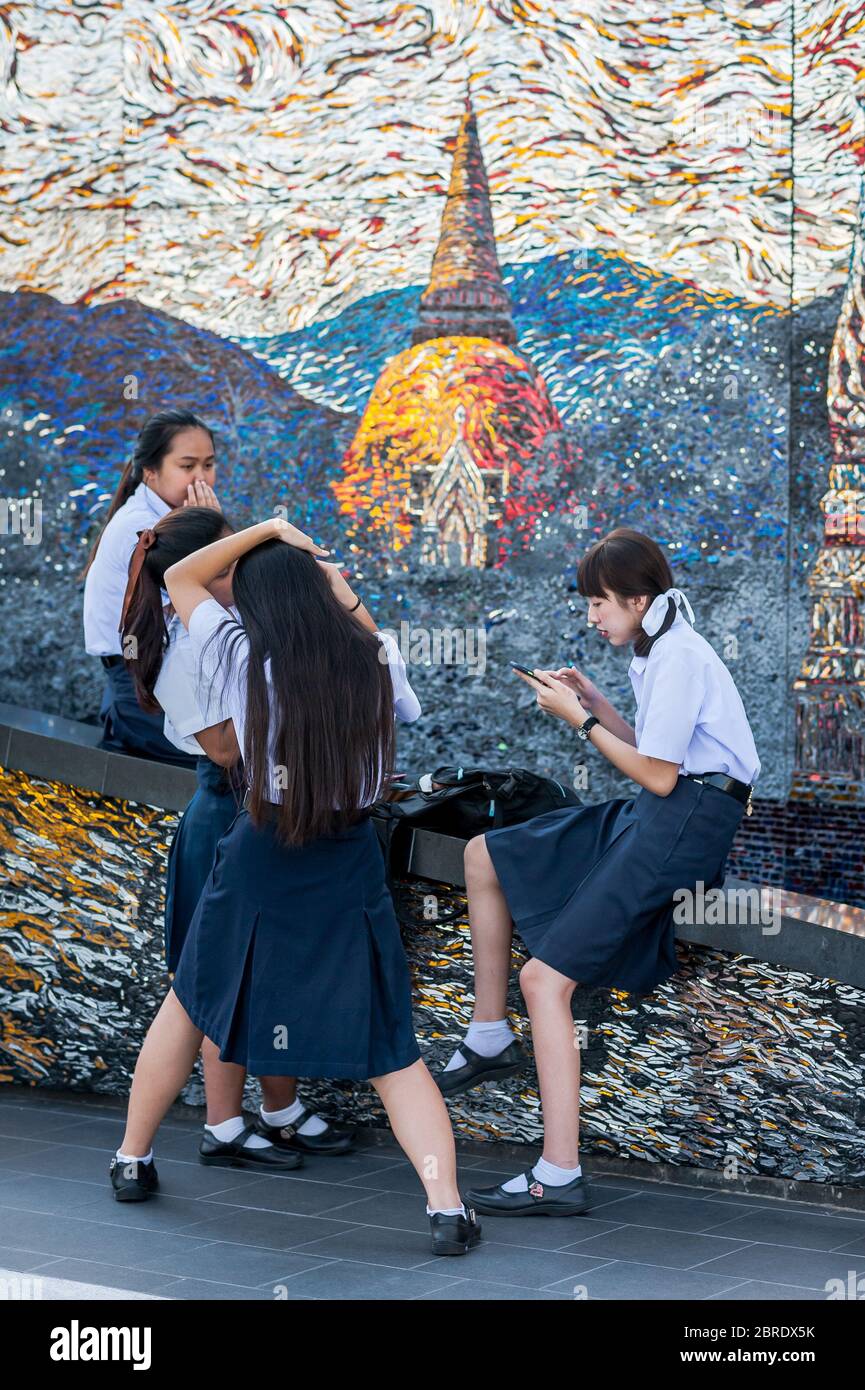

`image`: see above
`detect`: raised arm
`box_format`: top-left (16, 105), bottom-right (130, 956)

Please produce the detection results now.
top-left (164, 517), bottom-right (329, 629)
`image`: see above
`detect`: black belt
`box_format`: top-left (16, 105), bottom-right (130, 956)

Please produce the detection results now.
top-left (100, 654), bottom-right (124, 669)
top-left (683, 770), bottom-right (753, 810)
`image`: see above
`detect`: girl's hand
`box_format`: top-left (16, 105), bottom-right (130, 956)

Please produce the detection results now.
top-left (550, 664), bottom-right (601, 713)
top-left (515, 667), bottom-right (589, 727)
top-left (270, 516), bottom-right (330, 557)
top-left (184, 480), bottom-right (222, 511)
top-left (317, 559), bottom-right (357, 607)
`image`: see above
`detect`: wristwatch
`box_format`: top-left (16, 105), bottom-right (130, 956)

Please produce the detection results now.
top-left (576, 714), bottom-right (600, 742)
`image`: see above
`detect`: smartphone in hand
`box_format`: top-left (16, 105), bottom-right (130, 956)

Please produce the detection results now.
top-left (510, 662), bottom-right (536, 678)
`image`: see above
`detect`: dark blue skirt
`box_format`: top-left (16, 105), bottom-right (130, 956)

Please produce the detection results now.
top-left (171, 809), bottom-right (422, 1080)
top-left (164, 757), bottom-right (242, 974)
top-left (485, 775), bottom-right (745, 995)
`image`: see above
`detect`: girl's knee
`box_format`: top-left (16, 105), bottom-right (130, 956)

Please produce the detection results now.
top-left (519, 957), bottom-right (574, 1000)
top-left (464, 833), bottom-right (492, 884)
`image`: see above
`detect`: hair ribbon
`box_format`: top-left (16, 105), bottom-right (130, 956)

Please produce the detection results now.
top-left (118, 527), bottom-right (157, 634)
top-left (641, 586), bottom-right (696, 637)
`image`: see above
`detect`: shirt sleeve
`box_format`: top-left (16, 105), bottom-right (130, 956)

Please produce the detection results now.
top-left (636, 648), bottom-right (706, 765)
top-left (187, 598), bottom-right (248, 728)
top-left (376, 630), bottom-right (421, 723)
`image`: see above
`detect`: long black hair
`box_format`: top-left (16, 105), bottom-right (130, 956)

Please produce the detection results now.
top-left (577, 527), bottom-right (678, 658)
top-left (121, 506), bottom-right (234, 712)
top-left (80, 409), bottom-right (215, 579)
top-left (207, 541), bottom-right (396, 847)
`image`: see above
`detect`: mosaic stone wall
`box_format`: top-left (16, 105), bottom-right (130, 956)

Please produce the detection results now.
top-left (3, 766), bottom-right (864, 1185)
top-left (1, 1), bottom-right (865, 847)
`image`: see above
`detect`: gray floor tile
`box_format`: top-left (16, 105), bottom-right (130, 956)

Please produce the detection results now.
top-left (195, 1173), bottom-right (385, 1217)
top-left (413, 1241), bottom-right (614, 1290)
top-left (0, 1245), bottom-right (67, 1274)
top-left (168, 1205), bottom-right (360, 1251)
top-left (135, 1242), bottom-right (333, 1287)
top-left (414, 1278), bottom-right (575, 1300)
top-left (446, 1212), bottom-right (622, 1251)
top-left (17, 1257), bottom-right (183, 1297)
top-left (0, 1172), bottom-right (122, 1215)
top-left (559, 1224), bottom-right (753, 1269)
top-left (158, 1278), bottom-right (282, 1300)
top-left (704, 1280), bottom-right (830, 1301)
top-left (73, 1192), bottom-right (241, 1234)
top-left (272, 1259), bottom-right (461, 1300)
top-left (0, 1136), bottom-right (54, 1165)
top-left (287, 1222), bottom-right (453, 1270)
top-left (701, 1209), bottom-right (865, 1251)
top-left (542, 1261), bottom-right (757, 1300)
top-left (0, 1207), bottom-right (215, 1266)
top-left (587, 1191), bottom-right (755, 1233)
top-left (695, 1242), bottom-right (865, 1291)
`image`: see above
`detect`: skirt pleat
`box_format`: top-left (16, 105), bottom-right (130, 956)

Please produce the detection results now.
top-left (171, 809), bottom-right (422, 1079)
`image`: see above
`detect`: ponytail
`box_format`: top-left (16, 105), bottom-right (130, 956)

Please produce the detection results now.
top-left (79, 408), bottom-right (214, 580)
top-left (120, 505), bottom-right (233, 710)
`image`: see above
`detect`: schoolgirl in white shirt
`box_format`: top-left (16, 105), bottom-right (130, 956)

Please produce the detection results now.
top-left (110, 516), bottom-right (481, 1256)
top-left (119, 505), bottom-right (355, 1167)
top-left (81, 408), bottom-right (219, 763)
top-left (435, 527), bottom-right (760, 1218)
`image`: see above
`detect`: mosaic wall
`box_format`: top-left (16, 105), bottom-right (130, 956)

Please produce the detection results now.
top-left (3, 766), bottom-right (865, 1184)
top-left (0, 4), bottom-right (864, 903)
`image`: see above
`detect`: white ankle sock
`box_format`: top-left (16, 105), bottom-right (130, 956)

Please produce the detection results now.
top-left (501, 1156), bottom-right (582, 1193)
top-left (115, 1148), bottom-right (153, 1165)
top-left (261, 1099), bottom-right (328, 1136)
top-left (426, 1203), bottom-right (466, 1217)
top-left (443, 1019), bottom-right (516, 1072)
top-left (205, 1115), bottom-right (271, 1150)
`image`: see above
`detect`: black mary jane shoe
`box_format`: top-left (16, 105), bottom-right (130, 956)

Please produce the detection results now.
top-left (109, 1155), bottom-right (159, 1202)
top-left (429, 1200), bottom-right (483, 1256)
top-left (255, 1108), bottom-right (356, 1156)
top-left (435, 1040), bottom-right (529, 1098)
top-left (466, 1169), bottom-right (591, 1217)
top-left (199, 1123), bottom-right (304, 1170)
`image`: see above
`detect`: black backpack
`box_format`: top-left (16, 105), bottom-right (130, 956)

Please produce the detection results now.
top-left (371, 764), bottom-right (581, 892)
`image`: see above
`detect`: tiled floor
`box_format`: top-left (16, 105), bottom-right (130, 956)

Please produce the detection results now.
top-left (1, 1094), bottom-right (863, 1301)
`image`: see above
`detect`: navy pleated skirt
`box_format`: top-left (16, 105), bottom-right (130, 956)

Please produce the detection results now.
top-left (485, 774), bottom-right (746, 995)
top-left (171, 808), bottom-right (422, 1080)
top-left (164, 757), bottom-right (243, 974)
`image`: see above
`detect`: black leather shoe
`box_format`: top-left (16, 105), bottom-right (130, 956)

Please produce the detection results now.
top-left (429, 1200), bottom-right (482, 1256)
top-left (435, 1040), bottom-right (529, 1097)
top-left (109, 1154), bottom-right (159, 1202)
top-left (199, 1123), bottom-right (303, 1170)
top-left (466, 1169), bottom-right (590, 1217)
top-left (255, 1108), bottom-right (356, 1156)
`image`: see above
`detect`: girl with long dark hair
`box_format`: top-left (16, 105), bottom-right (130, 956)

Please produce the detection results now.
top-left (436, 527), bottom-right (760, 1218)
top-left (109, 517), bottom-right (481, 1256)
top-left (119, 506), bottom-right (355, 1168)
top-left (82, 408), bottom-right (219, 762)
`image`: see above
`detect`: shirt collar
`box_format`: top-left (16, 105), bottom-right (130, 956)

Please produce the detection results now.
top-left (629, 610), bottom-right (688, 676)
top-left (133, 480), bottom-right (173, 518)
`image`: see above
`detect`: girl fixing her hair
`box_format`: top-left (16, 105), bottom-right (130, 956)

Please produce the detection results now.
top-left (119, 505), bottom-right (356, 1169)
top-left (434, 527), bottom-right (761, 1218)
top-left (109, 516), bottom-right (482, 1257)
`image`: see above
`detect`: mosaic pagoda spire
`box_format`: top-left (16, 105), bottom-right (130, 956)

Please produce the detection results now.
top-left (412, 90), bottom-right (517, 347)
top-left (792, 110), bottom-right (865, 797)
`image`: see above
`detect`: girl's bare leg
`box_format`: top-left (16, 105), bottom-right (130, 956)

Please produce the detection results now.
top-left (120, 989), bottom-right (204, 1156)
top-left (463, 834), bottom-right (514, 1020)
top-left (518, 958), bottom-right (580, 1166)
top-left (199, 1041), bottom-right (298, 1123)
top-left (371, 1060), bottom-right (462, 1208)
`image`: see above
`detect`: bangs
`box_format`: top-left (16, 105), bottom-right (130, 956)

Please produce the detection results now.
top-left (577, 541), bottom-right (613, 599)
